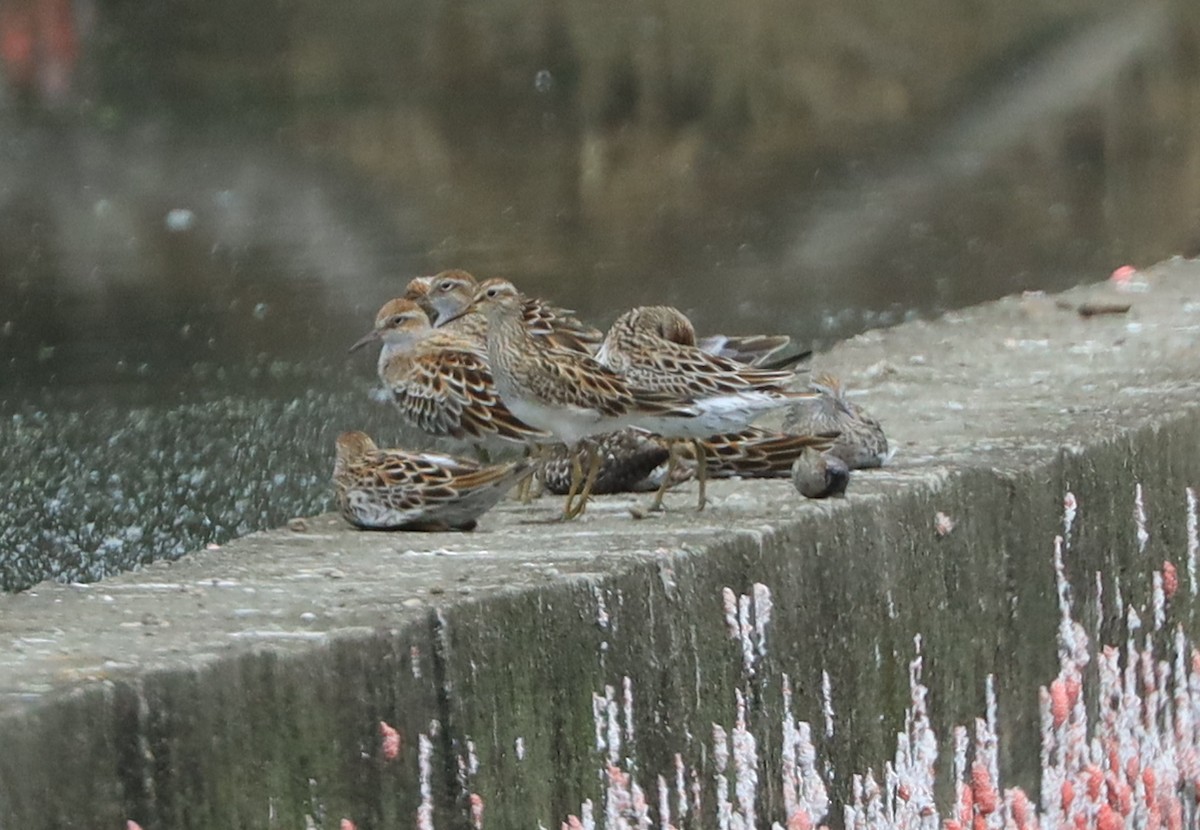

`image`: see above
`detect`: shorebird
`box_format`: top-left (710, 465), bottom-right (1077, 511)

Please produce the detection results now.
top-left (782, 372), bottom-right (889, 469)
top-left (537, 426), bottom-right (839, 499)
top-left (791, 445), bottom-right (850, 499)
top-left (412, 269), bottom-right (603, 352)
top-left (595, 305), bottom-right (818, 508)
top-left (685, 427), bottom-right (840, 480)
top-left (333, 431), bottom-right (531, 531)
top-left (403, 269), bottom-right (470, 326)
top-left (643, 304), bottom-right (809, 369)
top-left (402, 273), bottom-right (437, 309)
top-left (472, 279), bottom-right (699, 519)
top-left (537, 428), bottom-right (675, 496)
top-left (350, 298), bottom-right (550, 452)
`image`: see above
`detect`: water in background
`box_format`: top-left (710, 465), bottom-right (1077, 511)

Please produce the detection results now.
top-left (2, 0), bottom-right (1199, 589)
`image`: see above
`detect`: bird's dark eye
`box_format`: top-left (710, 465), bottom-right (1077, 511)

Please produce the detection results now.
top-left (488, 288), bottom-right (499, 298)
top-left (388, 315), bottom-right (404, 327)
top-left (438, 280), bottom-right (454, 291)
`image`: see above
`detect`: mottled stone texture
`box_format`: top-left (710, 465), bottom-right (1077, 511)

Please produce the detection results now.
top-left (3, 261), bottom-right (1200, 826)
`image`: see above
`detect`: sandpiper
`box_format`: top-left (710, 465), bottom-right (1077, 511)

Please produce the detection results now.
top-left (686, 427), bottom-right (840, 480)
top-left (782, 371), bottom-right (889, 469)
top-left (472, 279), bottom-right (699, 518)
top-left (403, 270), bottom-right (472, 325)
top-left (537, 426), bottom-right (839, 499)
top-left (641, 304), bottom-right (809, 369)
top-left (413, 269), bottom-right (603, 352)
top-left (350, 298), bottom-right (550, 451)
top-left (596, 305), bottom-right (817, 508)
top-left (333, 431), bottom-right (531, 531)
top-left (537, 428), bottom-right (674, 497)
top-left (402, 274), bottom-right (436, 307)
top-left (791, 445), bottom-right (850, 499)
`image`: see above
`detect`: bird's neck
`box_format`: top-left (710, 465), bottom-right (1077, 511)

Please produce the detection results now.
top-left (377, 328), bottom-right (433, 370)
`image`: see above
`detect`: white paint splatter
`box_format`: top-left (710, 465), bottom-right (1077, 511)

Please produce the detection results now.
top-left (592, 693), bottom-right (607, 754)
top-left (605, 685), bottom-right (620, 767)
top-left (1114, 571), bottom-right (1125, 621)
top-left (1062, 491), bottom-right (1077, 548)
top-left (466, 739), bottom-right (479, 776)
top-left (674, 753), bottom-right (687, 821)
top-left (712, 723), bottom-right (731, 830)
top-left (722, 587), bottom-right (739, 638)
top-left (738, 592), bottom-right (754, 676)
top-left (732, 690), bottom-right (758, 828)
top-left (1153, 570), bottom-right (1166, 631)
top-left (417, 734), bottom-right (434, 830)
top-left (1135, 482), bottom-right (1149, 553)
top-left (657, 775), bottom-right (671, 830)
top-left (623, 675), bottom-right (635, 750)
top-left (753, 583), bottom-right (772, 660)
top-left (934, 511), bottom-right (955, 537)
top-left (821, 670), bottom-right (835, 739)
top-left (1188, 487), bottom-right (1198, 597)
top-left (594, 586), bottom-right (610, 630)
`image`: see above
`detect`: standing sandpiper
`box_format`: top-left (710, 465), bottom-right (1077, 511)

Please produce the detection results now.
top-left (472, 279), bottom-right (699, 519)
top-left (595, 305), bottom-right (818, 508)
top-left (413, 269), bottom-right (603, 352)
top-left (351, 298), bottom-right (550, 452)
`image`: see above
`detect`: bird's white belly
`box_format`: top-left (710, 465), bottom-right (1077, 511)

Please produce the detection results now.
top-left (505, 396), bottom-right (614, 445)
top-left (655, 392), bottom-right (788, 438)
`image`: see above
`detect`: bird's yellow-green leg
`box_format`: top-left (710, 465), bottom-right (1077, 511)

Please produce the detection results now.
top-left (565, 444), bottom-right (602, 520)
top-left (648, 439), bottom-right (680, 512)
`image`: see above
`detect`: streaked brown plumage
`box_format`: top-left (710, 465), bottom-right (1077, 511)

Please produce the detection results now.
top-left (782, 372), bottom-right (889, 469)
top-left (474, 281), bottom-right (697, 444)
top-left (473, 280), bottom-right (700, 518)
top-left (596, 306), bottom-right (803, 404)
top-left (791, 445), bottom-right (850, 499)
top-left (537, 429), bottom-right (675, 496)
top-left (637, 303), bottom-right (806, 368)
top-left (416, 269), bottom-right (603, 352)
top-left (351, 298), bottom-right (550, 447)
top-left (402, 274), bottom-right (436, 306)
top-left (595, 305), bottom-right (818, 508)
top-left (333, 431), bottom-right (531, 531)
top-left (682, 427), bottom-right (840, 479)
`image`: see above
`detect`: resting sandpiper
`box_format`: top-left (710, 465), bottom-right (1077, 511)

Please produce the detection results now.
top-left (333, 431), bottom-right (532, 531)
top-left (791, 445), bottom-right (850, 500)
top-left (782, 371), bottom-right (889, 469)
top-left (595, 305), bottom-right (817, 508)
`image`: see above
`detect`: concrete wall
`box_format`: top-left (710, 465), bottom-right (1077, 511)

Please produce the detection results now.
top-left (2, 260), bottom-right (1200, 826)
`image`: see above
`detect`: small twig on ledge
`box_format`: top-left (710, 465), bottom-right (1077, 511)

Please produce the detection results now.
top-left (1076, 302), bottom-right (1132, 318)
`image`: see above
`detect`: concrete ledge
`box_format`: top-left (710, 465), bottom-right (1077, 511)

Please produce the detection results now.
top-left (3, 262), bottom-right (1200, 827)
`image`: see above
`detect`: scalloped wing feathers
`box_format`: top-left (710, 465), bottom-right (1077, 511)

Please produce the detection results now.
top-left (383, 340), bottom-right (550, 442)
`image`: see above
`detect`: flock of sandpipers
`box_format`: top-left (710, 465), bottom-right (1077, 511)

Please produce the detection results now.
top-left (334, 270), bottom-right (890, 529)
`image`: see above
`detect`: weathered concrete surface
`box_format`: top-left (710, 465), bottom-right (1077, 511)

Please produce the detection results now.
top-left (3, 260), bottom-right (1200, 827)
